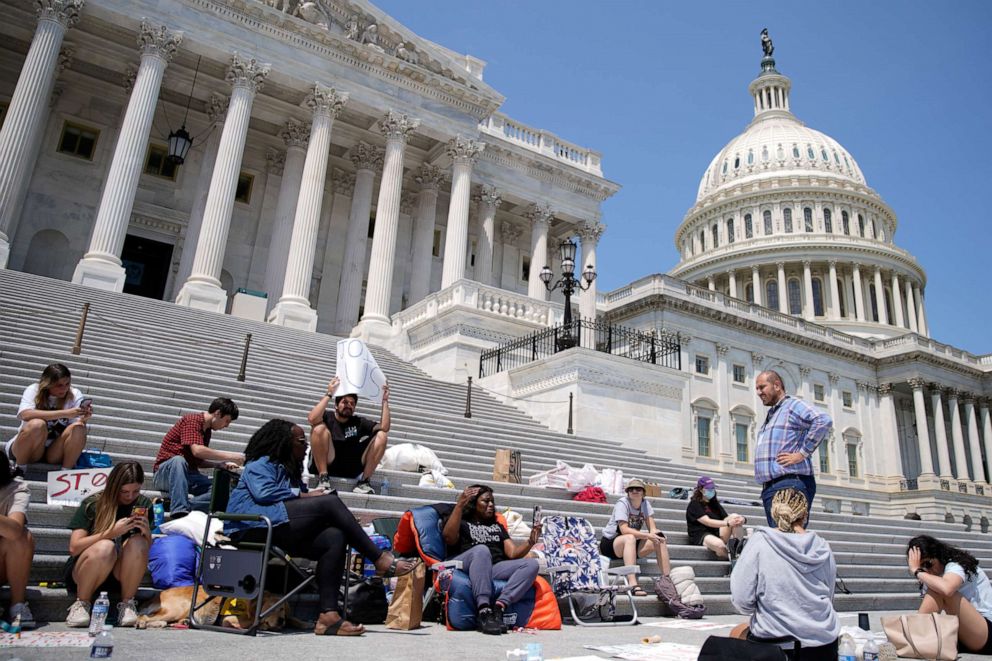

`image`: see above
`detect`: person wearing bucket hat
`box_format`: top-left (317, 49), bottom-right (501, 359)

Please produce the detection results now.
top-left (686, 476), bottom-right (746, 562)
top-left (598, 477), bottom-right (670, 596)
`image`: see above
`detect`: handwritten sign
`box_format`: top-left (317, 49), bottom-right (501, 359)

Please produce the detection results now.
top-left (47, 468), bottom-right (113, 506)
top-left (335, 339), bottom-right (386, 405)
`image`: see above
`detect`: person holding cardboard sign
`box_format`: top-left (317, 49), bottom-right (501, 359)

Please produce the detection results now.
top-left (307, 376), bottom-right (389, 494)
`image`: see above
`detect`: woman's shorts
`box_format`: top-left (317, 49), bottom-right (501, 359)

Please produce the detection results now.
top-left (599, 535), bottom-right (661, 559)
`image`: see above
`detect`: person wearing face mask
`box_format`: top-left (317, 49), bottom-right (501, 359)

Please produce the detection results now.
top-left (686, 476), bottom-right (747, 562)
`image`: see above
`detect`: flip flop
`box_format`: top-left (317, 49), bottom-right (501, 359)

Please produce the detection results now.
top-left (315, 616), bottom-right (365, 636)
top-left (376, 555), bottom-right (420, 578)
top-left (631, 587), bottom-right (649, 597)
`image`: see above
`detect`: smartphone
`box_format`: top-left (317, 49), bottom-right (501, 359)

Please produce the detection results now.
top-left (78, 397), bottom-right (93, 409)
top-left (532, 505), bottom-right (542, 527)
top-left (132, 506), bottom-right (148, 517)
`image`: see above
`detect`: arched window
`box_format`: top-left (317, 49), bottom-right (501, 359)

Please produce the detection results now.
top-left (842, 210), bottom-right (850, 235)
top-left (766, 281), bottom-right (779, 310)
top-left (763, 210), bottom-right (773, 235)
top-left (792, 144), bottom-right (800, 159)
top-left (727, 218), bottom-right (735, 244)
top-left (712, 224), bottom-right (719, 248)
top-left (812, 278), bottom-right (825, 316)
top-left (837, 278), bottom-right (847, 317)
top-left (744, 213), bottom-right (753, 239)
top-left (787, 278), bottom-right (802, 314)
top-left (747, 150), bottom-right (754, 165)
top-left (823, 208), bottom-right (833, 233)
top-left (804, 207), bottom-right (813, 232)
top-left (734, 156), bottom-right (740, 170)
top-left (869, 284), bottom-right (879, 322)
top-left (762, 146), bottom-right (769, 162)
top-left (807, 145), bottom-right (815, 160)
top-left (700, 229), bottom-right (706, 252)
top-left (745, 283), bottom-right (754, 303)
top-left (820, 148), bottom-right (829, 162)
top-left (722, 161), bottom-right (728, 174)
top-left (783, 208), bottom-right (793, 233)
top-left (858, 214), bottom-right (865, 237)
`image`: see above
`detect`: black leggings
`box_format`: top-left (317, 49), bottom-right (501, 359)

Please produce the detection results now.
top-left (234, 493), bottom-right (385, 613)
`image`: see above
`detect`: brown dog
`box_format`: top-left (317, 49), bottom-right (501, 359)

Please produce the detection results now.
top-left (137, 586), bottom-right (300, 631)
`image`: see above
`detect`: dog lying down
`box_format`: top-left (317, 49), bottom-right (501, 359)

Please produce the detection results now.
top-left (137, 586), bottom-right (310, 631)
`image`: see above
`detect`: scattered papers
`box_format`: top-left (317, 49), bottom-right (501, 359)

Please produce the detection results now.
top-left (585, 642), bottom-right (701, 660)
top-left (0, 631), bottom-right (92, 647)
top-left (336, 339), bottom-right (386, 405)
top-left (643, 620), bottom-right (736, 630)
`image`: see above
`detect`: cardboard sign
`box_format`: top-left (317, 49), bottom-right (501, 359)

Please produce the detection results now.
top-left (643, 482), bottom-right (662, 498)
top-left (493, 448), bottom-right (522, 484)
top-left (335, 339), bottom-right (386, 405)
top-left (47, 468), bottom-right (113, 506)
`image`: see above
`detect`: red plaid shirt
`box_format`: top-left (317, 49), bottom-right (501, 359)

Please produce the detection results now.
top-left (154, 413), bottom-right (211, 471)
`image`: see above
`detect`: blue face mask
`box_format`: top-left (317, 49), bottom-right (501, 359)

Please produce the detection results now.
top-left (703, 489), bottom-right (716, 500)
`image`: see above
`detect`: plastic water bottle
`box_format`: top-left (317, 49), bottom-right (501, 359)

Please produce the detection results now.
top-left (381, 477), bottom-right (390, 496)
top-left (88, 592), bottom-right (110, 637)
top-left (152, 498), bottom-right (166, 534)
top-left (837, 633), bottom-right (856, 661)
top-left (863, 636), bottom-right (880, 661)
top-left (90, 625), bottom-right (114, 658)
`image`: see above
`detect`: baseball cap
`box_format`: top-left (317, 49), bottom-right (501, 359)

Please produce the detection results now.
top-left (697, 476), bottom-right (716, 490)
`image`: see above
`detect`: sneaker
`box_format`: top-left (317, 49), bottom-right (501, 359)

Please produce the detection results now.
top-left (9, 602), bottom-right (35, 629)
top-left (352, 479), bottom-right (375, 495)
top-left (11, 465), bottom-right (24, 480)
top-left (493, 602), bottom-right (509, 633)
top-left (66, 599), bottom-right (91, 628)
top-left (476, 606), bottom-right (502, 635)
top-left (117, 598), bottom-right (138, 627)
top-left (317, 473), bottom-right (332, 490)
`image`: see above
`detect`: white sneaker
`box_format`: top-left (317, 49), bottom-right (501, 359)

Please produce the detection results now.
top-left (352, 479), bottom-right (375, 495)
top-left (117, 598), bottom-right (138, 627)
top-left (9, 601), bottom-right (35, 629)
top-left (66, 599), bottom-right (91, 628)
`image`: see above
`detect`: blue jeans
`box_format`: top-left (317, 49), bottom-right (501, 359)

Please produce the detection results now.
top-left (152, 455), bottom-right (212, 514)
top-left (760, 473), bottom-right (817, 527)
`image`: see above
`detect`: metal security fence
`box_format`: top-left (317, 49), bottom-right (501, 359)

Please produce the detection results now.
top-left (479, 319), bottom-right (680, 377)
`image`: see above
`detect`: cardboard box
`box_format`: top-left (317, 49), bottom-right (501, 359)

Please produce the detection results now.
top-left (493, 448), bottom-right (522, 484)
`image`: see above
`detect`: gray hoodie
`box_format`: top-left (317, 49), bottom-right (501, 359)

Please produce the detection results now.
top-left (730, 527), bottom-right (840, 646)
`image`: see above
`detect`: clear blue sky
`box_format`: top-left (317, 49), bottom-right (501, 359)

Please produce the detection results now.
top-left (376, 1), bottom-right (992, 355)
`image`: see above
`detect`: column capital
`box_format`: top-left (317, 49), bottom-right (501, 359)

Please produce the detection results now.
top-left (928, 382), bottom-right (944, 396)
top-left (799, 366), bottom-right (811, 377)
top-left (908, 377), bottom-right (927, 391)
top-left (265, 148), bottom-right (285, 176)
top-left (962, 394), bottom-right (976, 406)
top-left (137, 20), bottom-right (182, 63)
top-left (36, 0), bottom-right (83, 28)
top-left (851, 261), bottom-right (862, 271)
top-left (525, 202), bottom-right (553, 227)
top-left (478, 184), bottom-right (503, 209)
top-left (577, 219), bottom-right (606, 244)
top-left (349, 141), bottom-right (383, 172)
top-left (715, 343), bottom-right (730, 356)
top-left (415, 164), bottom-right (444, 192)
top-left (828, 259), bottom-right (838, 268)
top-left (304, 83), bottom-right (347, 118)
top-left (802, 259), bottom-right (812, 268)
top-left (855, 380), bottom-right (869, 392)
top-left (446, 136), bottom-right (485, 164)
top-left (378, 110), bottom-right (420, 142)
top-left (878, 382), bottom-right (894, 396)
top-left (946, 388), bottom-right (961, 402)
top-left (225, 53), bottom-right (270, 93)
top-left (500, 220), bottom-right (523, 244)
top-left (206, 93), bottom-right (229, 124)
top-left (978, 397), bottom-right (991, 410)
top-left (751, 264), bottom-right (761, 274)
top-left (122, 63), bottom-right (138, 96)
top-left (331, 168), bottom-right (356, 196)
top-left (828, 372), bottom-right (840, 385)
top-left (279, 118), bottom-right (310, 148)
top-left (400, 190), bottom-right (417, 216)
top-left (775, 261), bottom-right (786, 270)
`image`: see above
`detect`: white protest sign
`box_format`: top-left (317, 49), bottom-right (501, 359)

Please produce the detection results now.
top-left (335, 339), bottom-right (386, 405)
top-left (47, 467), bottom-right (113, 506)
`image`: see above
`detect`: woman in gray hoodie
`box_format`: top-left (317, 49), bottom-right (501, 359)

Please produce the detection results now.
top-left (730, 487), bottom-right (840, 659)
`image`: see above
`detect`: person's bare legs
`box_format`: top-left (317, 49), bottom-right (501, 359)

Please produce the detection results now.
top-left (639, 537), bottom-right (670, 576)
top-left (44, 422), bottom-right (87, 469)
top-left (310, 424), bottom-right (332, 476)
top-left (9, 420), bottom-right (48, 465)
top-left (920, 589), bottom-right (990, 652)
top-left (112, 536), bottom-right (149, 601)
top-left (703, 533), bottom-right (729, 559)
top-left (612, 535), bottom-right (640, 588)
top-left (72, 540), bottom-right (117, 602)
top-left (0, 529), bottom-right (34, 604)
top-left (359, 431), bottom-right (387, 480)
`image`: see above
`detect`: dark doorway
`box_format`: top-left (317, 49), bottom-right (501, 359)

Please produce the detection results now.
top-left (121, 234), bottom-right (174, 300)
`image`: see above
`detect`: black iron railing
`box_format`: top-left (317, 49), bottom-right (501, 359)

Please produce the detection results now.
top-left (479, 319), bottom-right (680, 377)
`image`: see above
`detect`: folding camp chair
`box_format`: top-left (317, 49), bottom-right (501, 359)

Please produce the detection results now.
top-left (188, 469), bottom-right (317, 635)
top-left (541, 514), bottom-right (639, 626)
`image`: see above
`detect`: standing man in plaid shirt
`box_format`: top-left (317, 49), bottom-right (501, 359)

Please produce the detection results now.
top-left (754, 370), bottom-right (832, 526)
top-left (152, 397), bottom-right (244, 517)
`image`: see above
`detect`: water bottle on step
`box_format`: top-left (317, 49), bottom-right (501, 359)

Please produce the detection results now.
top-left (88, 592), bottom-right (110, 637)
top-left (837, 633), bottom-right (856, 661)
top-left (90, 625), bottom-right (114, 658)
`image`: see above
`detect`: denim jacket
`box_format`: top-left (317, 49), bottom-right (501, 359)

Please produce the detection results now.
top-left (224, 457), bottom-right (306, 535)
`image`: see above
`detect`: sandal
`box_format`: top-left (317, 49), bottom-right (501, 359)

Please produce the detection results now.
top-left (375, 554), bottom-right (419, 578)
top-left (630, 587), bottom-right (649, 597)
top-left (315, 614), bottom-right (365, 636)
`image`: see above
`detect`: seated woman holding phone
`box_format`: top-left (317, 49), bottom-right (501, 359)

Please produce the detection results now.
top-left (8, 363), bottom-right (91, 472)
top-left (64, 461), bottom-right (152, 629)
top-left (442, 485), bottom-right (541, 635)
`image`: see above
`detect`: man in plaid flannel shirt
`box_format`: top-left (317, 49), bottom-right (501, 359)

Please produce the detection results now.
top-left (754, 370), bottom-right (832, 526)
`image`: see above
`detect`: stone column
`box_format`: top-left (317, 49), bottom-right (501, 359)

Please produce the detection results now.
top-left (851, 263), bottom-right (866, 322)
top-left (930, 385), bottom-right (952, 479)
top-left (707, 276), bottom-right (716, 291)
top-left (526, 203), bottom-right (552, 301)
top-left (802, 260), bottom-right (814, 319)
top-left (407, 165), bottom-right (443, 304)
top-left (333, 142), bottom-right (381, 333)
top-left (948, 390), bottom-right (968, 481)
top-left (440, 137), bottom-right (485, 289)
top-left (269, 84), bottom-right (347, 330)
top-left (828, 260), bottom-right (841, 319)
top-left (72, 21), bottom-right (182, 290)
top-left (175, 54), bottom-right (269, 311)
top-left (174, 94), bottom-right (228, 291)
top-left (775, 261), bottom-right (787, 313)
top-left (751, 266), bottom-right (762, 306)
top-left (981, 399), bottom-right (992, 486)
top-left (474, 185), bottom-right (501, 286)
top-left (727, 270), bottom-right (738, 298)
top-left (498, 221), bottom-right (522, 290)
top-left (909, 378), bottom-right (935, 477)
top-left (914, 285), bottom-right (928, 336)
top-left (905, 280), bottom-right (919, 333)
top-left (891, 272), bottom-right (905, 328)
top-left (878, 383), bottom-right (906, 480)
top-left (577, 220), bottom-right (604, 325)
top-left (356, 111), bottom-right (420, 332)
top-left (965, 397), bottom-right (985, 484)
top-left (0, 0), bottom-right (83, 268)
top-left (873, 266), bottom-right (888, 325)
top-left (261, 119), bottom-right (309, 305)
top-left (314, 169), bottom-right (355, 331)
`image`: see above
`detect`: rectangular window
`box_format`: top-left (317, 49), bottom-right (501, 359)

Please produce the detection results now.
top-left (143, 144), bottom-right (179, 180)
top-left (235, 172), bottom-right (254, 204)
top-left (847, 444), bottom-right (858, 477)
top-left (842, 391), bottom-right (853, 408)
top-left (521, 256), bottom-right (530, 282)
top-left (697, 417), bottom-right (711, 457)
top-left (58, 121), bottom-right (99, 160)
top-left (432, 229), bottom-right (442, 257)
top-left (819, 447), bottom-right (830, 474)
top-left (732, 364), bottom-right (746, 384)
top-left (813, 384), bottom-right (825, 402)
top-left (694, 355), bottom-right (709, 375)
top-left (735, 423), bottom-right (749, 462)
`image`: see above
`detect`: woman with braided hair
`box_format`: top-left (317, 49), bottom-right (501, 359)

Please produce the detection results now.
top-left (729, 488), bottom-right (840, 659)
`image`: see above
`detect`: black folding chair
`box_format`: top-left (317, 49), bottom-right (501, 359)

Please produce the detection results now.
top-left (188, 469), bottom-right (317, 635)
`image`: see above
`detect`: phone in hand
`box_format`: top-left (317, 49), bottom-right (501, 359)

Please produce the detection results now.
top-left (532, 505), bottom-right (542, 528)
top-left (132, 506), bottom-right (148, 518)
top-left (78, 397), bottom-right (93, 410)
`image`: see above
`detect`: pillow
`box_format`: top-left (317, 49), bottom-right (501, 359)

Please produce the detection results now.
top-left (160, 511), bottom-right (223, 546)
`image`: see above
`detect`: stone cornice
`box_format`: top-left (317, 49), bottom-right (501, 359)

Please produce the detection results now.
top-left (479, 142), bottom-right (620, 202)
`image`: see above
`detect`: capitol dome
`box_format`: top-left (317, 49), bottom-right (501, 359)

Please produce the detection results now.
top-left (671, 45), bottom-right (929, 340)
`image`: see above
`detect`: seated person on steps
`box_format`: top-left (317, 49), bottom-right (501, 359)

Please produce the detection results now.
top-left (65, 461), bottom-right (152, 629)
top-left (685, 476), bottom-right (746, 561)
top-left (307, 376), bottom-right (389, 495)
top-left (8, 363), bottom-right (90, 473)
top-left (152, 397), bottom-right (243, 517)
top-left (0, 453), bottom-right (35, 628)
top-left (599, 478), bottom-right (670, 596)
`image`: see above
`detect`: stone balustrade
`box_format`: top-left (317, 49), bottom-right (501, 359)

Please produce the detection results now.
top-left (479, 113), bottom-right (603, 176)
top-left (393, 279), bottom-right (564, 331)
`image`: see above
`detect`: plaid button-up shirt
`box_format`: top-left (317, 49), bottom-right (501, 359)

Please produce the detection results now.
top-left (754, 395), bottom-right (832, 484)
top-left (154, 412), bottom-right (211, 471)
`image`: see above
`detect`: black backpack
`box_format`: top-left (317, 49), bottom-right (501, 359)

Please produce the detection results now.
top-left (344, 579), bottom-right (389, 624)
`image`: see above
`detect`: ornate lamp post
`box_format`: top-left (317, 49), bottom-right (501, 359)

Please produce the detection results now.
top-left (540, 238), bottom-right (596, 350)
